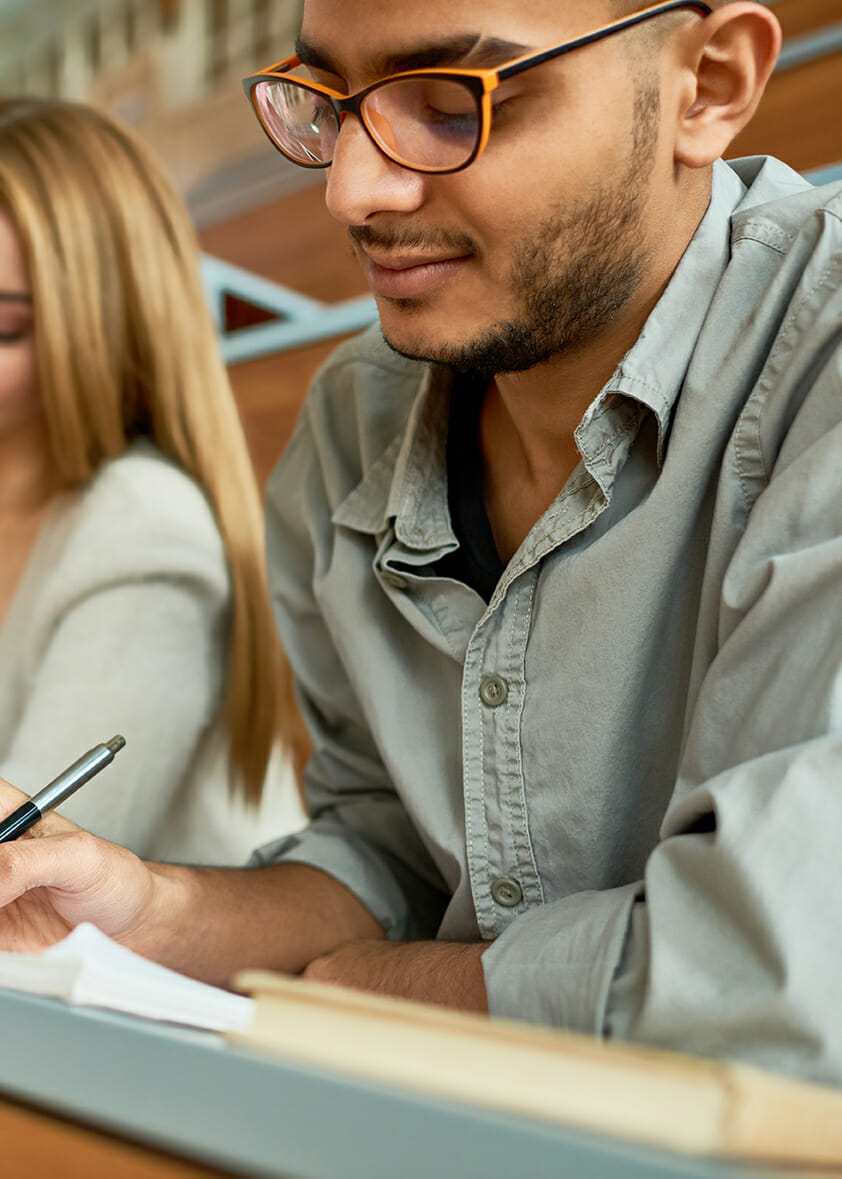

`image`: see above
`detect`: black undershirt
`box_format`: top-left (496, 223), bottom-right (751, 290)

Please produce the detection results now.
top-left (436, 384), bottom-right (505, 602)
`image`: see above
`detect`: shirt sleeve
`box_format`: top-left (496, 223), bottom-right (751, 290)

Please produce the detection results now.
top-left (483, 273), bottom-right (842, 1084)
top-left (0, 464), bottom-right (231, 859)
top-left (258, 403), bottom-right (449, 941)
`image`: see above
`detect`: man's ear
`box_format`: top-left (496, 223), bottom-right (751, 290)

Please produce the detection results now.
top-left (672, 2), bottom-right (782, 169)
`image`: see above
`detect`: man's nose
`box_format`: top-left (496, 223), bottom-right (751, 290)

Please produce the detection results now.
top-left (324, 112), bottom-right (426, 227)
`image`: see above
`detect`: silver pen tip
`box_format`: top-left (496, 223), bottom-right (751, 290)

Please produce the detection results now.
top-left (107, 735), bottom-right (126, 754)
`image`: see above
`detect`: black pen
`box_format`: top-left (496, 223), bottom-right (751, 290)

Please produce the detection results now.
top-left (0, 736), bottom-right (126, 843)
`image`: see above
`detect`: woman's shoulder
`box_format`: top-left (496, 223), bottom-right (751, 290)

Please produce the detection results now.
top-left (47, 441), bottom-right (229, 594)
top-left (88, 440), bottom-right (221, 537)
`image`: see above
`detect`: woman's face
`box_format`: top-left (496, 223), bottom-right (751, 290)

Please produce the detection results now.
top-left (0, 209), bottom-right (38, 438)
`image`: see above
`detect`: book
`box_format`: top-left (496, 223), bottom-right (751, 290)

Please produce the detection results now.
top-left (0, 923), bottom-right (253, 1035)
top-left (233, 969), bottom-right (842, 1168)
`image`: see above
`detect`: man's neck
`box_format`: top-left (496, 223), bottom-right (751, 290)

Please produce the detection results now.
top-left (478, 177), bottom-right (711, 563)
top-left (478, 314), bottom-right (647, 564)
top-left (484, 306), bottom-right (651, 486)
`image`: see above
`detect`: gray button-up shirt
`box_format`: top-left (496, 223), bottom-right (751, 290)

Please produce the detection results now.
top-left (259, 157), bottom-right (842, 1083)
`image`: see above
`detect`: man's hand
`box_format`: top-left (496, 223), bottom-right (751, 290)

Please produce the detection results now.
top-left (0, 777), bottom-right (387, 986)
top-left (0, 777), bottom-right (167, 954)
top-left (1, 776), bottom-right (489, 1012)
top-left (302, 938), bottom-right (489, 1013)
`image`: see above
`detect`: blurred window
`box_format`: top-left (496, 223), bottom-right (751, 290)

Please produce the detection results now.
top-left (46, 40), bottom-right (62, 96)
top-left (207, 0), bottom-right (228, 84)
top-left (159, 0), bottom-right (180, 31)
top-left (87, 14), bottom-right (102, 73)
top-left (253, 0), bottom-right (271, 66)
top-left (125, 2), bottom-right (137, 54)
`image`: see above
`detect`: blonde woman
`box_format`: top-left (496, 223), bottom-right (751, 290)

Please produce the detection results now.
top-left (0, 97), bottom-right (305, 863)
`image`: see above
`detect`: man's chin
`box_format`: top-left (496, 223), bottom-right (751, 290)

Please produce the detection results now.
top-left (375, 302), bottom-right (486, 365)
top-left (378, 318), bottom-right (455, 367)
top-left (378, 313), bottom-right (557, 378)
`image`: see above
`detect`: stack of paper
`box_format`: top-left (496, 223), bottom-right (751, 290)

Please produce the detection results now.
top-left (0, 923), bottom-right (253, 1034)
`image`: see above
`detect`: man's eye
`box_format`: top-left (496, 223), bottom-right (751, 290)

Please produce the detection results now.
top-left (490, 97), bottom-right (514, 124)
top-left (311, 103), bottom-right (336, 127)
top-left (423, 105), bottom-right (476, 128)
top-left (421, 89), bottom-right (475, 118)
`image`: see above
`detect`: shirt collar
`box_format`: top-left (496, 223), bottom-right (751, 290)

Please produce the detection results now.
top-left (334, 158), bottom-right (754, 541)
top-left (386, 364), bottom-right (454, 549)
top-left (332, 363), bottom-right (456, 548)
top-left (599, 157), bottom-right (748, 463)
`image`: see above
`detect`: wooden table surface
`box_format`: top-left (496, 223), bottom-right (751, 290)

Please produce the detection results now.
top-left (0, 1097), bottom-right (240, 1179)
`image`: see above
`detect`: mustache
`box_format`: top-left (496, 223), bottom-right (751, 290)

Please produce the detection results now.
top-left (348, 224), bottom-right (476, 256)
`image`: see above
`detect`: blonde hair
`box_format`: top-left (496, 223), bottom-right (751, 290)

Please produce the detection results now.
top-left (0, 96), bottom-right (295, 803)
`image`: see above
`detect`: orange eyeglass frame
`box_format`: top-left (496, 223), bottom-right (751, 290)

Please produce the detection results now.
top-left (242, 0), bottom-right (713, 175)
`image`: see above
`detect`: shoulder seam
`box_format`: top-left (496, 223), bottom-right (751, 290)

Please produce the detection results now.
top-left (732, 220), bottom-right (793, 256)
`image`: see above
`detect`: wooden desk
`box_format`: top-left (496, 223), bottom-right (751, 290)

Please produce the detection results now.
top-left (0, 1097), bottom-right (237, 1179)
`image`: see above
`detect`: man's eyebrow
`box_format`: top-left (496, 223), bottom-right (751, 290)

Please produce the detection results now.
top-left (0, 291), bottom-right (32, 304)
top-left (294, 34), bottom-right (530, 80)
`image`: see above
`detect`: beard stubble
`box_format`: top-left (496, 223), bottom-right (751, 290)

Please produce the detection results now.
top-left (362, 83), bottom-right (661, 379)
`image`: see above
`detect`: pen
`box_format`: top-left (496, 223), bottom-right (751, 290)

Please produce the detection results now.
top-left (0, 736), bottom-right (126, 843)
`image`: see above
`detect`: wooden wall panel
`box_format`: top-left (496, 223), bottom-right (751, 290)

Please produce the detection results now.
top-left (199, 183), bottom-right (364, 488)
top-left (199, 180), bottom-right (365, 305)
top-left (768, 0), bottom-right (842, 38)
top-left (730, 51), bottom-right (842, 172)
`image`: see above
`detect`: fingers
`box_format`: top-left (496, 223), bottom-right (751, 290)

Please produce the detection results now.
top-left (0, 829), bottom-right (101, 904)
top-left (0, 775), bottom-right (84, 839)
top-left (0, 827), bottom-right (152, 943)
top-left (0, 777), bottom-right (30, 814)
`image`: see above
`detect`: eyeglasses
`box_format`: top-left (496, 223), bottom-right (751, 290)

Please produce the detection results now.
top-left (243, 1), bottom-right (711, 176)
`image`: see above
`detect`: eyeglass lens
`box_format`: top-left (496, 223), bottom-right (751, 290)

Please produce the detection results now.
top-left (254, 81), bottom-right (338, 165)
top-left (253, 76), bottom-right (483, 170)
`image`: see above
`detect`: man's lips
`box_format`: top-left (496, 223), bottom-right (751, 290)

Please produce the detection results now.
top-left (361, 250), bottom-right (471, 298)
top-left (365, 250), bottom-right (466, 271)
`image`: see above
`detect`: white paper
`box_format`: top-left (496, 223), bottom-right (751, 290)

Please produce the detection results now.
top-left (0, 923), bottom-right (254, 1033)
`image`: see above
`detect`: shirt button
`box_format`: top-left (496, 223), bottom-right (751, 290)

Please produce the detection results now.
top-left (382, 570), bottom-right (408, 590)
top-left (491, 876), bottom-right (523, 908)
top-left (479, 674), bottom-right (508, 708)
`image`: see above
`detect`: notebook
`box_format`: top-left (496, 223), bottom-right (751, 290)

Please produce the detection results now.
top-left (0, 923), bottom-right (253, 1034)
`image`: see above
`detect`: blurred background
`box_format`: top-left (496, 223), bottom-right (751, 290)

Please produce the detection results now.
top-left (0, 0), bottom-right (840, 488)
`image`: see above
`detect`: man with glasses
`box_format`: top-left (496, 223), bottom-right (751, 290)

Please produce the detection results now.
top-left (1, 0), bottom-right (841, 1082)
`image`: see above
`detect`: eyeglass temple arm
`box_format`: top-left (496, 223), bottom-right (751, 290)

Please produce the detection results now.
top-left (497, 0), bottom-right (713, 82)
top-left (258, 53), bottom-right (302, 77)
